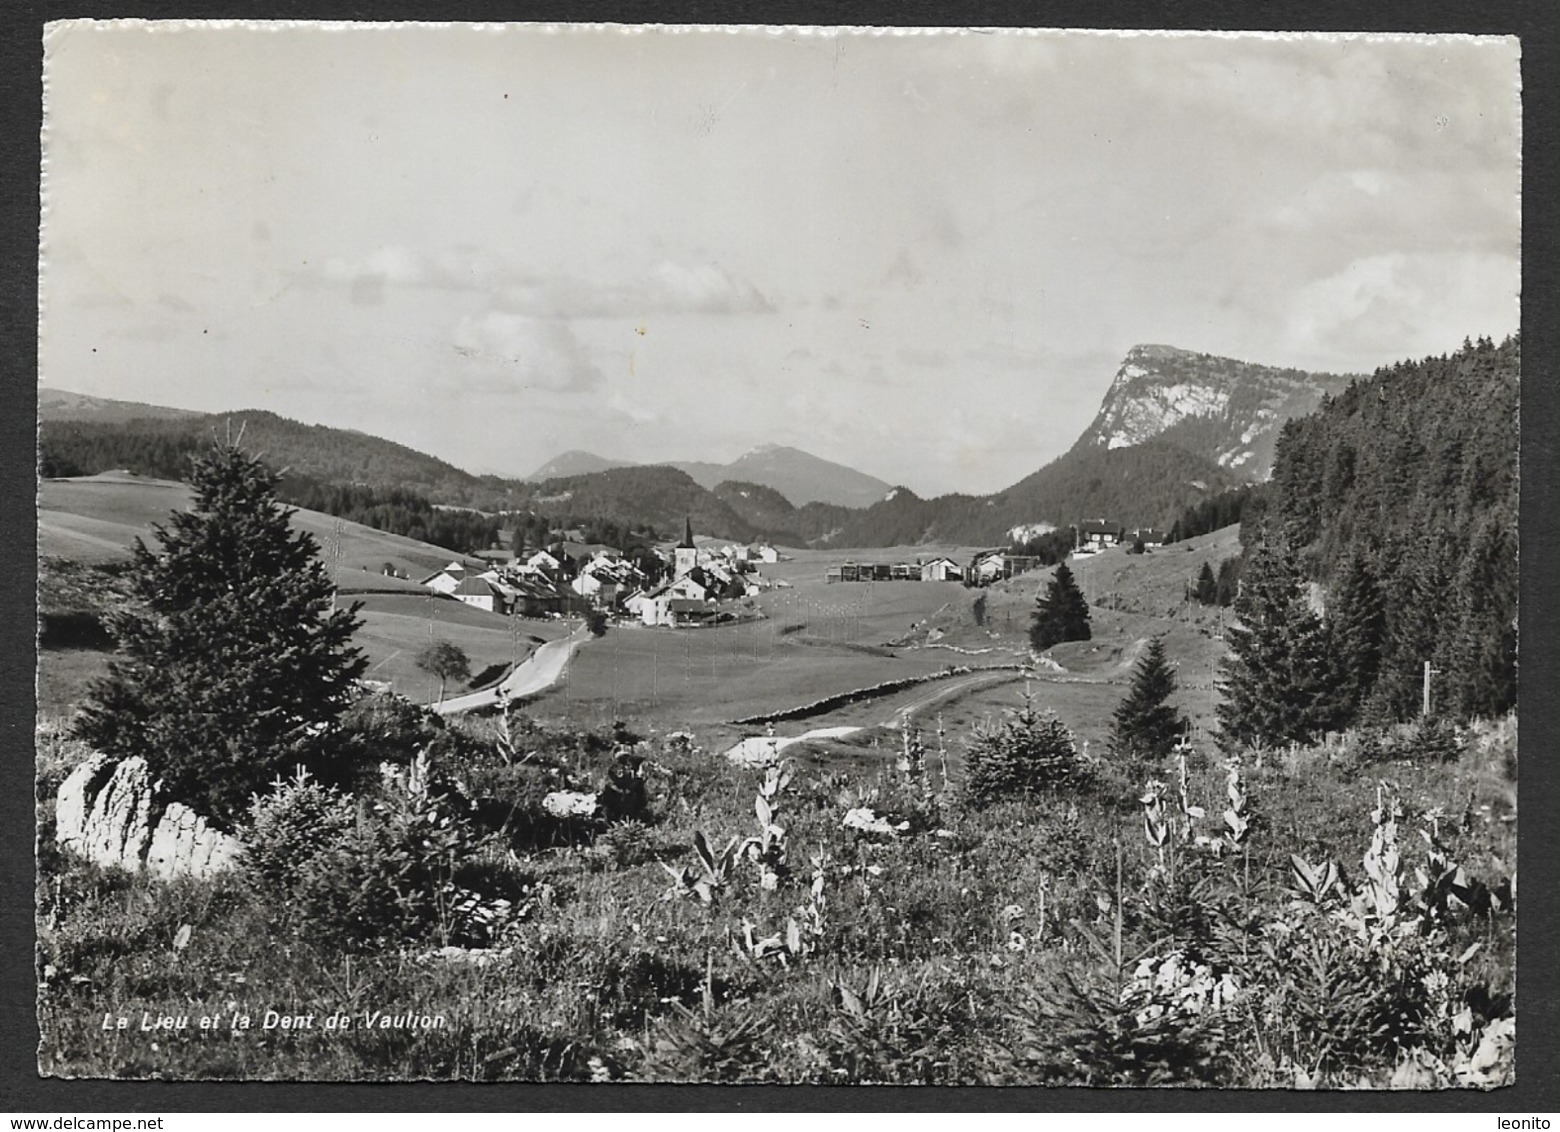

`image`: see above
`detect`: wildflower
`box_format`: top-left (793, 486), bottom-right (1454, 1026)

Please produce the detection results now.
top-left (1001, 903), bottom-right (1025, 921)
top-left (1007, 931), bottom-right (1026, 952)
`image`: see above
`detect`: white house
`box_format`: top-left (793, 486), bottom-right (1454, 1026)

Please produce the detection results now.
top-left (452, 574), bottom-right (502, 613)
top-left (667, 573), bottom-right (711, 602)
top-left (921, 557), bottom-right (963, 582)
top-left (420, 561), bottom-right (467, 596)
top-left (1077, 519), bottom-right (1126, 553)
top-left (971, 551), bottom-right (1007, 585)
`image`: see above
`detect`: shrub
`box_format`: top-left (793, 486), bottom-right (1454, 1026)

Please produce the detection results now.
top-left (964, 693), bottom-right (1094, 805)
top-left (245, 756), bottom-right (520, 951)
top-left (242, 768), bottom-right (356, 893)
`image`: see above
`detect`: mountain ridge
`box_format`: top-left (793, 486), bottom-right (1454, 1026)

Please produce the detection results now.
top-left (1072, 344), bottom-right (1361, 479)
top-left (523, 444), bottom-right (893, 510)
top-left (34, 338), bottom-right (1404, 551)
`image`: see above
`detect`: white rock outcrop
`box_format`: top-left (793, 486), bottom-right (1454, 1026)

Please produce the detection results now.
top-left (55, 753), bottom-right (241, 880)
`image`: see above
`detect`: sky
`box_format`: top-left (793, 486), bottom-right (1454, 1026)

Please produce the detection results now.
top-left (39, 23), bottom-right (1521, 496)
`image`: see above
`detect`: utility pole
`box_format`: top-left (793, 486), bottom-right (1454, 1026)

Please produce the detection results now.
top-left (1422, 659), bottom-right (1440, 717)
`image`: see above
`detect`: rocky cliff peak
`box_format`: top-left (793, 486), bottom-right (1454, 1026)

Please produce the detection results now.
top-left (1073, 345), bottom-right (1360, 480)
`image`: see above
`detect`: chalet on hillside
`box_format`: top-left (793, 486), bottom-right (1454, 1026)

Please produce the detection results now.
top-left (1077, 519), bottom-right (1126, 553)
top-left (1131, 527), bottom-right (1168, 549)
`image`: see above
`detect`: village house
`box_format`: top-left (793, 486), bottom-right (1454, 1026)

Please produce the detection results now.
top-left (526, 548), bottom-right (563, 574)
top-left (920, 557), bottom-right (964, 582)
top-left (508, 574), bottom-right (569, 618)
top-left (1130, 527), bottom-right (1168, 550)
top-left (451, 573), bottom-right (505, 614)
top-left (970, 550), bottom-right (1008, 585)
top-left (420, 561), bottom-right (468, 595)
top-left (1076, 519), bottom-right (1126, 554)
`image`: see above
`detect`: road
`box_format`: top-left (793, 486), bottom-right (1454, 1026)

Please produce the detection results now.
top-left (877, 667), bottom-right (1028, 728)
top-left (434, 625), bottom-right (591, 715)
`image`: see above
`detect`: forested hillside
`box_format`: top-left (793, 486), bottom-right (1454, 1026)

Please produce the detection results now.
top-left (1258, 335), bottom-right (1518, 723)
top-left (38, 412), bottom-right (526, 510)
top-left (524, 465), bottom-right (762, 543)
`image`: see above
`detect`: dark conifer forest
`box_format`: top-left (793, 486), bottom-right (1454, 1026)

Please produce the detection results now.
top-left (1259, 335), bottom-right (1518, 724)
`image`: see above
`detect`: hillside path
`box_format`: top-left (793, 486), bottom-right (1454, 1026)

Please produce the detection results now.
top-left (878, 667), bottom-right (1028, 728)
top-left (434, 625), bottom-right (591, 715)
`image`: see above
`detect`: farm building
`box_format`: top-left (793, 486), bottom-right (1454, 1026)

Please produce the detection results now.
top-left (921, 557), bottom-right (963, 582)
top-left (451, 573), bottom-right (504, 614)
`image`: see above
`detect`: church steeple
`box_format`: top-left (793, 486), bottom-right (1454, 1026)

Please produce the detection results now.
top-left (674, 516), bottom-right (697, 577)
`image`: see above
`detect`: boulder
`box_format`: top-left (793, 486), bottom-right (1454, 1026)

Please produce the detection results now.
top-left (55, 754), bottom-right (241, 880)
top-left (145, 801), bottom-right (243, 880)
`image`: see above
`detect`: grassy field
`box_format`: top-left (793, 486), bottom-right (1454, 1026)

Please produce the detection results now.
top-left (33, 483), bottom-right (1521, 1086)
top-left (35, 474), bottom-right (536, 714)
top-left (528, 619), bottom-right (960, 732)
top-left (353, 596), bottom-right (571, 703)
top-left (39, 473), bottom-right (483, 586)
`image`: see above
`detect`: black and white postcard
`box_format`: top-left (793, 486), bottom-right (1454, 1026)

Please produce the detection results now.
top-left (33, 22), bottom-right (1523, 1088)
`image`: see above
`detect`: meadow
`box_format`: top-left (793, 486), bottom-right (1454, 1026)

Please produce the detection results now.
top-left (35, 703), bottom-right (1518, 1085)
top-left (32, 479), bottom-right (1518, 1086)
top-left (36, 474), bottom-right (540, 715)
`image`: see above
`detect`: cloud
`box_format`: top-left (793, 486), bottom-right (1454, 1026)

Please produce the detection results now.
top-left (895, 345), bottom-right (950, 369)
top-left (307, 246), bottom-right (773, 319)
top-left (448, 312), bottom-right (605, 393)
top-left (648, 260), bottom-right (772, 314)
top-left (1282, 250), bottom-right (1518, 366)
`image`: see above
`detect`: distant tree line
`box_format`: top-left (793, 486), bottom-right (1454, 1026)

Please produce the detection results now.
top-left (281, 477), bottom-right (503, 556)
top-left (1190, 558), bottom-right (1243, 608)
top-left (1167, 483), bottom-right (1268, 544)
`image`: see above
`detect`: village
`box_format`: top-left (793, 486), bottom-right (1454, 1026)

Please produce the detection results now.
top-left (414, 518), bottom-right (784, 628)
top-left (411, 515), bottom-right (1172, 630)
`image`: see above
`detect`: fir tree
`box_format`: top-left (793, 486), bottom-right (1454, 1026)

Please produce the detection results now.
top-left (1448, 511), bottom-right (1517, 718)
top-left (1370, 534), bottom-right (1457, 721)
top-left (1216, 539), bottom-right (1340, 752)
top-left (1109, 636), bottom-right (1187, 768)
top-left (74, 439), bottom-right (368, 829)
top-left (1030, 561), bottom-right (1091, 651)
top-left (1194, 562), bottom-right (1218, 605)
top-left (1327, 552), bottom-right (1386, 723)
